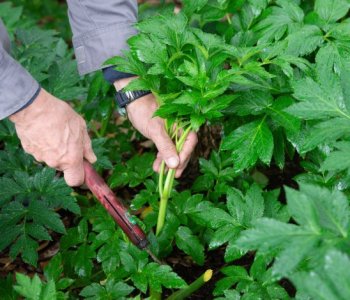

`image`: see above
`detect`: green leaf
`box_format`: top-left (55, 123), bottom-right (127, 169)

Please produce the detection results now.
top-left (0, 274), bottom-right (17, 300)
top-left (14, 274), bottom-right (42, 300)
top-left (191, 204), bottom-right (235, 229)
top-left (292, 250), bottom-right (350, 300)
top-left (230, 90), bottom-right (273, 116)
top-left (80, 280), bottom-right (134, 300)
top-left (263, 190), bottom-right (290, 222)
top-left (175, 226), bottom-right (205, 265)
top-left (322, 141), bottom-right (350, 172)
top-left (104, 51), bottom-right (147, 76)
top-left (44, 254), bottom-right (63, 282)
top-left (13, 273), bottom-right (56, 300)
top-left (143, 263), bottom-right (187, 293)
top-left (209, 225), bottom-right (239, 250)
top-left (136, 12), bottom-right (189, 49)
top-left (0, 177), bottom-right (22, 199)
top-left (26, 223), bottom-right (51, 241)
top-left (315, 0), bottom-right (350, 23)
top-left (183, 0), bottom-right (208, 17)
top-left (73, 244), bottom-right (96, 278)
top-left (28, 201), bottom-right (66, 234)
top-left (10, 235), bottom-right (39, 266)
top-left (128, 33), bottom-right (168, 65)
top-left (80, 283), bottom-right (104, 299)
top-left (236, 218), bottom-right (308, 275)
top-left (254, 0), bottom-right (304, 43)
top-left (286, 25), bottom-right (324, 56)
top-left (39, 280), bottom-right (57, 300)
top-left (267, 96), bottom-right (301, 134)
top-left (236, 183), bottom-right (350, 277)
top-left (287, 184), bottom-right (349, 237)
top-left (222, 118), bottom-right (274, 171)
top-left (301, 118), bottom-right (350, 152)
top-left (288, 76), bottom-right (348, 120)
top-left (214, 266), bottom-right (250, 296)
top-left (109, 153), bottom-right (155, 188)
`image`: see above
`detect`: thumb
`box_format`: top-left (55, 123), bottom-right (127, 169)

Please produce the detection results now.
top-left (63, 162), bottom-right (85, 187)
top-left (153, 133), bottom-right (179, 169)
top-left (83, 130), bottom-right (97, 164)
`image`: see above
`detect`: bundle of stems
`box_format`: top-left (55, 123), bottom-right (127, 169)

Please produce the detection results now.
top-left (156, 120), bottom-right (192, 235)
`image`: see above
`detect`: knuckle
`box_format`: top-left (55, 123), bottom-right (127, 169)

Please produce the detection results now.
top-left (45, 159), bottom-right (59, 169)
top-left (61, 154), bottom-right (78, 167)
top-left (65, 176), bottom-right (83, 187)
top-left (157, 143), bottom-right (175, 155)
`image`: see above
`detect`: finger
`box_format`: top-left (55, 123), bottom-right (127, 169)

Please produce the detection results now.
top-left (175, 157), bottom-right (191, 178)
top-left (178, 132), bottom-right (198, 169)
top-left (152, 130), bottom-right (179, 169)
top-left (83, 130), bottom-right (97, 164)
top-left (153, 153), bottom-right (163, 173)
top-left (63, 161), bottom-right (85, 187)
top-left (175, 132), bottom-right (197, 178)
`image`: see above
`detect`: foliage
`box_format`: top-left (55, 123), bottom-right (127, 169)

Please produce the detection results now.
top-left (1, 0), bottom-right (350, 299)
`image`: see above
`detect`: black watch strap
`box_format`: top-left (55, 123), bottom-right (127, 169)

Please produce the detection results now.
top-left (115, 90), bottom-right (151, 108)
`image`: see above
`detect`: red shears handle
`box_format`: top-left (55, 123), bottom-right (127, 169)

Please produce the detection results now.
top-left (83, 161), bottom-right (148, 249)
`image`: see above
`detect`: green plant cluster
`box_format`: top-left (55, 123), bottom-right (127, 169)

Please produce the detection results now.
top-left (1, 0), bottom-right (350, 299)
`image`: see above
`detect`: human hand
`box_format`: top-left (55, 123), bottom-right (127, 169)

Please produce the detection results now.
top-left (9, 88), bottom-right (96, 186)
top-left (114, 79), bottom-right (197, 178)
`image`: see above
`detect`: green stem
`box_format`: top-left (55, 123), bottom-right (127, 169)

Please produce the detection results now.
top-left (156, 168), bottom-right (176, 235)
top-left (226, 13), bottom-right (232, 24)
top-left (158, 160), bottom-right (165, 197)
top-left (150, 288), bottom-right (162, 300)
top-left (99, 102), bottom-right (114, 137)
top-left (156, 125), bottom-right (192, 235)
top-left (166, 269), bottom-right (213, 300)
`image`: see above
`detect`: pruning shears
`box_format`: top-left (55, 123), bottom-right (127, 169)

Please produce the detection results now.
top-left (83, 161), bottom-right (160, 262)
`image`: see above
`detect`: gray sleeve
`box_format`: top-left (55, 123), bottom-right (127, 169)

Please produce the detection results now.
top-left (66, 0), bottom-right (138, 76)
top-left (0, 19), bottom-right (40, 120)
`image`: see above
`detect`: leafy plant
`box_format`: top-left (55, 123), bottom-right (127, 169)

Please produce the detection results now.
top-left (0, 167), bottom-right (77, 266)
top-left (236, 183), bottom-right (350, 279)
top-left (3, 1), bottom-right (350, 299)
top-left (214, 255), bottom-right (290, 299)
top-left (106, 7), bottom-right (268, 234)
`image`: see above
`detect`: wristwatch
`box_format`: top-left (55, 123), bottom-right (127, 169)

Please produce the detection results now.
top-left (115, 89), bottom-right (151, 116)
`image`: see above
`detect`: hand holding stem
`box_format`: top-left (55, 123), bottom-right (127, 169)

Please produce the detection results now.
top-left (113, 78), bottom-right (197, 177)
top-left (113, 77), bottom-right (197, 235)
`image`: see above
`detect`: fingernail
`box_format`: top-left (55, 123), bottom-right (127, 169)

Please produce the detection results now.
top-left (166, 157), bottom-right (179, 168)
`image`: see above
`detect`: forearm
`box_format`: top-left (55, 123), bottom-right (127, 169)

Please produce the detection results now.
top-left (66, 0), bottom-right (138, 76)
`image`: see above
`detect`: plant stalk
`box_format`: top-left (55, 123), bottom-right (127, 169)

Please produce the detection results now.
top-left (166, 269), bottom-right (213, 300)
top-left (156, 125), bottom-right (192, 235)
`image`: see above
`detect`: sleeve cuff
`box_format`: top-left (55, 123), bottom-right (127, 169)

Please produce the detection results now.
top-left (72, 22), bottom-right (137, 76)
top-left (102, 66), bottom-right (135, 84)
top-left (0, 48), bottom-right (40, 120)
top-left (11, 86), bottom-right (41, 115)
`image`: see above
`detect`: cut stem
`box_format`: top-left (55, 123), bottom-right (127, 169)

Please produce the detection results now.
top-left (166, 269), bottom-right (213, 300)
